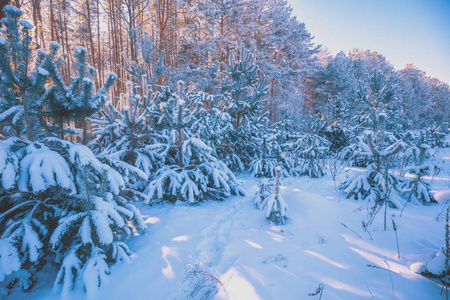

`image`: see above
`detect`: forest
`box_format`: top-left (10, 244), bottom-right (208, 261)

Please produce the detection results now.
top-left (0, 0), bottom-right (449, 299)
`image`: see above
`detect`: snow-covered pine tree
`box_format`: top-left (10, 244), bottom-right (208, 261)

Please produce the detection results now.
top-left (249, 117), bottom-right (291, 178)
top-left (260, 167), bottom-right (288, 224)
top-left (145, 81), bottom-right (244, 204)
top-left (253, 178), bottom-right (275, 209)
top-left (0, 141), bottom-right (147, 297)
top-left (398, 131), bottom-right (437, 205)
top-left (323, 95), bottom-right (349, 152)
top-left (287, 114), bottom-right (330, 178)
top-left (89, 92), bottom-right (162, 191)
top-left (43, 45), bottom-right (117, 144)
top-left (119, 30), bottom-right (166, 86)
top-left (89, 31), bottom-right (168, 190)
top-left (220, 48), bottom-right (269, 170)
top-left (291, 133), bottom-right (330, 178)
top-left (192, 95), bottom-right (234, 162)
top-left (341, 71), bottom-right (410, 207)
top-left (0, 5), bottom-right (49, 141)
top-left (424, 123), bottom-right (449, 148)
top-left (0, 6), bottom-right (145, 296)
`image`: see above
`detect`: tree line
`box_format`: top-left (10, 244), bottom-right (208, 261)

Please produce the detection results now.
top-left (0, 0), bottom-right (448, 128)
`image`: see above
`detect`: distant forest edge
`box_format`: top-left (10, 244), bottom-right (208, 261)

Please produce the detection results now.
top-left (0, 0), bottom-right (448, 128)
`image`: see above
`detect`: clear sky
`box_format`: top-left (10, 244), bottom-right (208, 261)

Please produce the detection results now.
top-left (288, 0), bottom-right (450, 84)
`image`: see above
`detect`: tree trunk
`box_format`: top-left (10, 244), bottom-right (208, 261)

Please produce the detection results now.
top-left (85, 0), bottom-right (99, 88)
top-left (178, 127), bottom-right (183, 167)
top-left (20, 89), bottom-right (34, 141)
top-left (96, 0), bottom-right (102, 84)
top-left (59, 115), bottom-right (64, 140)
top-left (36, 0), bottom-right (45, 47)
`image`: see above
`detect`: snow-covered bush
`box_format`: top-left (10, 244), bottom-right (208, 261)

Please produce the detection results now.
top-left (194, 104), bottom-right (233, 156)
top-left (398, 168), bottom-right (435, 205)
top-left (342, 164), bottom-right (399, 203)
top-left (144, 124), bottom-right (244, 203)
top-left (324, 124), bottom-right (348, 153)
top-left (181, 254), bottom-right (222, 299)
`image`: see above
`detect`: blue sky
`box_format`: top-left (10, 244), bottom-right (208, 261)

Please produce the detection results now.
top-left (288, 0), bottom-right (450, 84)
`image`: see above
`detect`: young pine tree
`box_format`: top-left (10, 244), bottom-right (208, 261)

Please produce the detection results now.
top-left (145, 81), bottom-right (244, 204)
top-left (249, 117), bottom-right (291, 178)
top-left (341, 71), bottom-right (410, 208)
top-left (220, 48), bottom-right (269, 170)
top-left (260, 167), bottom-right (288, 224)
top-left (0, 6), bottom-right (144, 296)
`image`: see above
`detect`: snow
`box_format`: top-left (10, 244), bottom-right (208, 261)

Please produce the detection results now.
top-left (21, 220), bottom-right (44, 262)
top-left (49, 41), bottom-right (61, 50)
top-left (92, 196), bottom-right (128, 228)
top-left (111, 242), bottom-right (131, 263)
top-left (18, 20), bottom-right (33, 29)
top-left (37, 67), bottom-right (49, 76)
top-left (0, 143), bottom-right (8, 172)
top-left (0, 105), bottom-right (22, 123)
top-left (0, 240), bottom-right (21, 281)
top-left (426, 248), bottom-right (445, 275)
top-left (50, 212), bottom-right (89, 247)
top-left (90, 211), bottom-right (114, 244)
top-left (74, 46), bottom-right (87, 55)
top-left (2, 162), bottom-right (17, 190)
top-left (18, 145), bottom-right (75, 193)
top-left (435, 189), bottom-right (450, 204)
top-left (68, 143), bottom-right (124, 194)
top-left (107, 72), bottom-right (118, 81)
top-left (17, 147), bottom-right (450, 299)
top-left (36, 49), bottom-right (47, 57)
top-left (3, 5), bottom-right (23, 18)
top-left (0, 37), bottom-right (6, 46)
top-left (80, 216), bottom-right (93, 244)
top-left (82, 248), bottom-right (110, 299)
top-left (83, 77), bottom-right (93, 86)
top-left (54, 247), bottom-right (82, 295)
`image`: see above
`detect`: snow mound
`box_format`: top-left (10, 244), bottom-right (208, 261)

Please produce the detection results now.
top-left (434, 189), bottom-right (450, 204)
top-left (426, 249), bottom-right (445, 276)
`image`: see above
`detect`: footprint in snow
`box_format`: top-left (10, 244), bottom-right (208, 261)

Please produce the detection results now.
top-left (263, 254), bottom-right (288, 268)
top-left (318, 237), bottom-right (327, 244)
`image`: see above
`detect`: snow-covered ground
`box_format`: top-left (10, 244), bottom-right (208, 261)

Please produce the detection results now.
top-left (20, 147), bottom-right (450, 299)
